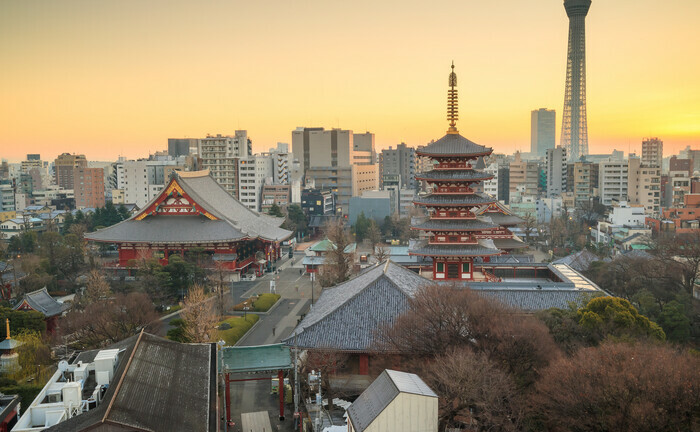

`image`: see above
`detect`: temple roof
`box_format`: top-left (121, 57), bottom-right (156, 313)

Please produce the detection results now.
top-left (14, 287), bottom-right (70, 317)
top-left (416, 133), bottom-right (492, 158)
top-left (415, 169), bottom-right (493, 182)
top-left (413, 193), bottom-right (496, 207)
top-left (492, 237), bottom-right (528, 249)
top-left (474, 202), bottom-right (525, 226)
top-left (412, 218), bottom-right (498, 232)
top-left (408, 239), bottom-right (501, 257)
top-left (285, 261), bottom-right (429, 352)
top-left (86, 171), bottom-right (292, 244)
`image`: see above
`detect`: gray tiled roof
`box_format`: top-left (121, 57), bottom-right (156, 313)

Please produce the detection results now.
top-left (492, 237), bottom-right (528, 249)
top-left (553, 249), bottom-right (599, 272)
top-left (48, 333), bottom-right (216, 432)
top-left (284, 262), bottom-right (430, 352)
top-left (468, 287), bottom-right (599, 312)
top-left (415, 169), bottom-right (493, 182)
top-left (409, 240), bottom-right (501, 257)
top-left (86, 171), bottom-right (292, 244)
top-left (412, 218), bottom-right (498, 231)
top-left (417, 133), bottom-right (492, 157)
top-left (347, 369), bottom-right (437, 432)
top-left (14, 287), bottom-right (70, 317)
top-left (414, 193), bottom-right (496, 207)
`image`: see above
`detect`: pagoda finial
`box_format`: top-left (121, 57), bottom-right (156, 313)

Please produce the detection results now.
top-left (5, 318), bottom-right (10, 340)
top-left (447, 62), bottom-right (459, 134)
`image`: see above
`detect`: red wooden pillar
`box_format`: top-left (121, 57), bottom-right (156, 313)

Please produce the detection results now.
top-left (359, 354), bottom-right (369, 375)
top-left (278, 370), bottom-right (285, 420)
top-left (224, 373), bottom-right (232, 425)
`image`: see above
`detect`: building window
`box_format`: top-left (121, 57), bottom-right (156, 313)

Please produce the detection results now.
top-left (462, 262), bottom-right (470, 273)
top-left (436, 262), bottom-right (444, 272)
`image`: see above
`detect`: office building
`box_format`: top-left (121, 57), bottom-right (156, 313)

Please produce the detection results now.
top-left (167, 138), bottom-right (198, 158)
top-left (546, 146), bottom-right (567, 197)
top-left (509, 152), bottom-right (540, 196)
top-left (641, 137), bottom-right (663, 168)
top-left (599, 159), bottom-right (629, 206)
top-left (74, 167), bottom-right (105, 209)
top-left (261, 184), bottom-right (291, 214)
top-left (54, 153), bottom-right (87, 190)
top-left (379, 143), bottom-right (417, 190)
top-left (628, 155), bottom-right (661, 215)
top-left (531, 108), bottom-right (556, 158)
top-left (567, 160), bottom-right (598, 207)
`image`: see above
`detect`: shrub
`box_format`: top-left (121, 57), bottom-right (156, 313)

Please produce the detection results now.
top-left (253, 293), bottom-right (281, 312)
top-left (216, 315), bottom-right (260, 345)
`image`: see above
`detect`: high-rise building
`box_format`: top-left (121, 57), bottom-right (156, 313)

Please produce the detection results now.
top-left (546, 146), bottom-right (568, 198)
top-left (237, 155), bottom-right (273, 211)
top-left (509, 152), bottom-right (540, 196)
top-left (628, 155), bottom-right (661, 215)
top-left (167, 138), bottom-right (198, 158)
top-left (353, 132), bottom-right (377, 164)
top-left (54, 153), bottom-right (87, 190)
top-left (641, 137), bottom-right (663, 168)
top-left (379, 143), bottom-right (416, 190)
top-left (531, 109), bottom-right (556, 158)
top-left (567, 160), bottom-right (598, 207)
top-left (198, 131), bottom-right (251, 197)
top-left (74, 167), bottom-right (105, 209)
top-left (599, 159), bottom-right (629, 206)
top-left (560, 0), bottom-right (592, 161)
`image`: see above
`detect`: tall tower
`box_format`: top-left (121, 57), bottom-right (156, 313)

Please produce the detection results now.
top-left (560, 0), bottom-right (591, 162)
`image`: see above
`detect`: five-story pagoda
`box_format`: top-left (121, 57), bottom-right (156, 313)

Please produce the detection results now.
top-left (410, 64), bottom-right (502, 281)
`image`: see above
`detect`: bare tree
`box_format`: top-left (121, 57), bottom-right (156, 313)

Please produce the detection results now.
top-left (425, 347), bottom-right (522, 431)
top-left (80, 270), bottom-right (111, 306)
top-left (319, 219), bottom-right (352, 287)
top-left (180, 284), bottom-right (219, 343)
top-left (366, 220), bottom-right (382, 252)
top-left (530, 342), bottom-right (700, 432)
top-left (374, 244), bottom-right (389, 263)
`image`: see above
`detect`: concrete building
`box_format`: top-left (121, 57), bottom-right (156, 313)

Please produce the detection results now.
top-left (349, 191), bottom-right (393, 224)
top-left (167, 138), bottom-right (198, 157)
top-left (74, 167), bottom-right (105, 209)
top-left (238, 155), bottom-right (273, 211)
top-left (531, 108), bottom-right (556, 158)
top-left (509, 152), bottom-right (540, 196)
top-left (483, 161), bottom-right (499, 199)
top-left (546, 146), bottom-right (567, 197)
top-left (261, 143), bottom-right (295, 185)
top-left (670, 156), bottom-right (693, 177)
top-left (0, 182), bottom-right (14, 212)
top-left (379, 143), bottom-right (416, 190)
top-left (54, 153), bottom-right (87, 190)
top-left (599, 159), bottom-right (629, 206)
top-left (198, 131), bottom-right (251, 196)
top-left (260, 184), bottom-right (291, 214)
top-left (567, 160), bottom-right (598, 207)
top-left (628, 155), bottom-right (661, 215)
top-left (301, 188), bottom-right (335, 216)
top-left (537, 197), bottom-right (564, 223)
top-left (641, 137), bottom-right (663, 168)
top-left (122, 160), bottom-right (182, 208)
top-left (353, 132), bottom-right (377, 164)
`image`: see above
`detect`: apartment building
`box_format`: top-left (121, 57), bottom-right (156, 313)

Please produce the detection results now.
top-left (599, 159), bottom-right (629, 206)
top-left (628, 156), bottom-right (661, 215)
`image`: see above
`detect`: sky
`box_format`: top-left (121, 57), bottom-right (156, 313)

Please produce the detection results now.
top-left (1, 0), bottom-right (699, 163)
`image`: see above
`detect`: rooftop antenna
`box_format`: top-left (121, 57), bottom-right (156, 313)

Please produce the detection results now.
top-left (447, 61), bottom-right (459, 134)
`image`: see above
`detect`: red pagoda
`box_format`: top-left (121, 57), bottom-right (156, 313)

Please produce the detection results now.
top-left (410, 64), bottom-right (513, 281)
top-left (86, 170), bottom-right (292, 276)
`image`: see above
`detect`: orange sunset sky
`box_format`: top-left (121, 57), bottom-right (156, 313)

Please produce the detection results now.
top-left (1, 0), bottom-right (699, 163)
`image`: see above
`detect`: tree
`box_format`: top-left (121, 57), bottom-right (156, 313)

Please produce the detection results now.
top-left (9, 331), bottom-right (53, 380)
top-left (374, 244), bottom-right (389, 263)
top-left (366, 220), bottom-right (382, 251)
top-left (180, 284), bottom-right (219, 343)
top-left (283, 204), bottom-right (308, 238)
top-left (424, 348), bottom-right (522, 431)
top-left (353, 212), bottom-right (371, 242)
top-left (530, 342), bottom-right (700, 432)
top-left (522, 214), bottom-right (537, 244)
top-left (379, 284), bottom-right (560, 388)
top-left (60, 292), bottom-right (160, 348)
top-left (80, 270), bottom-right (112, 306)
top-left (267, 203), bottom-right (285, 217)
top-left (318, 219), bottom-right (352, 287)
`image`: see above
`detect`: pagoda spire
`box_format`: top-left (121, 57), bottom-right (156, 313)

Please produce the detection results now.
top-left (447, 62), bottom-right (459, 134)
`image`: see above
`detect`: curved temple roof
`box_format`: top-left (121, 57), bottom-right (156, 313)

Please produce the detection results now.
top-left (86, 171), bottom-right (292, 244)
top-left (416, 133), bottom-right (492, 158)
top-left (413, 193), bottom-right (496, 207)
top-left (415, 169), bottom-right (493, 182)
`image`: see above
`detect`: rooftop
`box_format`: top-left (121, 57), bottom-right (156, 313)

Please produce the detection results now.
top-left (14, 287), bottom-right (70, 318)
top-left (416, 133), bottom-right (492, 158)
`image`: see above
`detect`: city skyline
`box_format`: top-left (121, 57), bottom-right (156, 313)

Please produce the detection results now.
top-left (2, 0), bottom-right (699, 162)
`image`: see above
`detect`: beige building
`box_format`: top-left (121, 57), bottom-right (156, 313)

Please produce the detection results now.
top-left (197, 131), bottom-right (251, 197)
top-left (74, 167), bottom-right (105, 209)
top-left (305, 164), bottom-right (378, 214)
top-left (628, 156), bottom-right (661, 215)
top-left (599, 159), bottom-right (629, 206)
top-left (509, 152), bottom-right (540, 196)
top-left (641, 137), bottom-right (663, 168)
top-left (567, 161), bottom-right (598, 207)
top-left (54, 153), bottom-right (87, 190)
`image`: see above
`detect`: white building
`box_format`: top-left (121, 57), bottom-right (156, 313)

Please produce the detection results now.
top-left (238, 155), bottom-right (273, 211)
top-left (198, 131), bottom-right (251, 196)
top-left (483, 161), bottom-right (499, 199)
top-left (347, 369), bottom-right (438, 432)
top-left (537, 197), bottom-right (564, 223)
top-left (599, 159), bottom-right (629, 206)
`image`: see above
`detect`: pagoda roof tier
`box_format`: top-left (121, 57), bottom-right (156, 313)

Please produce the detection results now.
top-left (492, 237), bottom-right (528, 249)
top-left (86, 170), bottom-right (292, 244)
top-left (416, 133), bottom-right (493, 158)
top-left (415, 169), bottom-right (493, 182)
top-left (408, 239), bottom-right (501, 257)
top-left (412, 218), bottom-right (498, 232)
top-left (474, 202), bottom-right (526, 226)
top-left (414, 193), bottom-right (496, 207)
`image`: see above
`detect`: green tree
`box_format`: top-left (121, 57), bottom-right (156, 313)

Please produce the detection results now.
top-left (657, 299), bottom-right (691, 343)
top-left (353, 212), bottom-right (370, 242)
top-left (283, 204), bottom-right (307, 238)
top-left (267, 203), bottom-right (284, 217)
